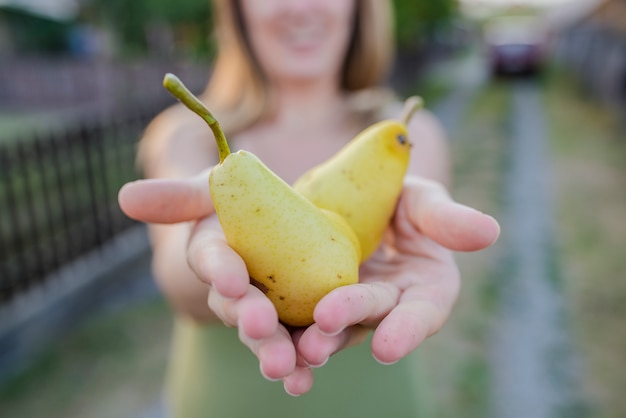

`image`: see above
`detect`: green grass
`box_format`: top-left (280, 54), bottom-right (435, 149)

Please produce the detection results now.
top-left (419, 80), bottom-right (511, 418)
top-left (0, 110), bottom-right (73, 143)
top-left (0, 297), bottom-right (173, 418)
top-left (407, 72), bottom-right (452, 109)
top-left (420, 65), bottom-right (626, 417)
top-left (544, 68), bottom-right (626, 418)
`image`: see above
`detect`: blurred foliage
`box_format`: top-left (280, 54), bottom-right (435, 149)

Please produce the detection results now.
top-left (83, 0), bottom-right (213, 58)
top-left (84, 0), bottom-right (458, 58)
top-left (0, 0), bottom-right (458, 58)
top-left (0, 7), bottom-right (71, 53)
top-left (392, 0), bottom-right (459, 50)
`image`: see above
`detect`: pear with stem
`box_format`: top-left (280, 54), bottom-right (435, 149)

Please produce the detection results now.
top-left (163, 73), bottom-right (361, 327)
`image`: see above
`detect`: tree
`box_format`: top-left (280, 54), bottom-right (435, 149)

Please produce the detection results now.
top-left (0, 7), bottom-right (71, 54)
top-left (83, 0), bottom-right (213, 58)
top-left (392, 0), bottom-right (458, 50)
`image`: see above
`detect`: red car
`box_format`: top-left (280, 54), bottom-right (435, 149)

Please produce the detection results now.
top-left (484, 16), bottom-right (548, 76)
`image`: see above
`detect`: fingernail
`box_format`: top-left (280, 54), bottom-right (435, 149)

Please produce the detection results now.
top-left (259, 365), bottom-right (281, 382)
top-left (372, 353), bottom-right (399, 366)
top-left (319, 327), bottom-right (343, 337)
top-left (304, 356), bottom-right (329, 369)
top-left (284, 384), bottom-right (302, 398)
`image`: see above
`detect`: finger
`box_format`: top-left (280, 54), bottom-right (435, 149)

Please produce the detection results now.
top-left (238, 287), bottom-right (280, 340)
top-left (238, 324), bottom-right (297, 381)
top-left (208, 285), bottom-right (291, 380)
top-left (313, 282), bottom-right (400, 336)
top-left (187, 217), bottom-right (249, 298)
top-left (208, 283), bottom-right (279, 339)
top-left (283, 366), bottom-right (314, 397)
top-left (401, 177), bottom-right (500, 252)
top-left (297, 324), bottom-right (369, 368)
top-left (371, 279), bottom-right (460, 365)
top-left (118, 171), bottom-right (213, 224)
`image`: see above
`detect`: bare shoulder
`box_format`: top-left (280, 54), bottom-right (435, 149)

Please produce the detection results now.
top-left (139, 103), bottom-right (217, 178)
top-left (143, 103), bottom-right (209, 144)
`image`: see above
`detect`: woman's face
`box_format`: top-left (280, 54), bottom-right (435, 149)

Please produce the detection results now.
top-left (239, 0), bottom-right (356, 86)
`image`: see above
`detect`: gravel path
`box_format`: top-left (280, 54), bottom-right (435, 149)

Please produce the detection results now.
top-left (488, 80), bottom-right (586, 418)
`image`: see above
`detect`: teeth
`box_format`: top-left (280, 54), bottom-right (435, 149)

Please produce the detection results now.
top-left (286, 26), bottom-right (321, 44)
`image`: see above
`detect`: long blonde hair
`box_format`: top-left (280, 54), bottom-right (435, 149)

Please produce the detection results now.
top-left (206, 0), bottom-right (396, 134)
top-left (138, 0), bottom-right (396, 172)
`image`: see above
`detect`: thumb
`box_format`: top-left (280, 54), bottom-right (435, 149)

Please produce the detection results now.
top-left (118, 171), bottom-right (214, 224)
top-left (403, 177), bottom-right (500, 252)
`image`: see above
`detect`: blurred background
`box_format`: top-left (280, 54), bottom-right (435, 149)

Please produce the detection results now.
top-left (0, 0), bottom-right (625, 417)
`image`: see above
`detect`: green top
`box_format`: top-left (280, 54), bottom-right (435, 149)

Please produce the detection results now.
top-left (164, 318), bottom-right (429, 418)
top-left (160, 75), bottom-right (431, 416)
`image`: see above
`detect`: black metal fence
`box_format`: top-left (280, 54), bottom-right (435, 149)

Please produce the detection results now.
top-left (555, 24), bottom-right (626, 113)
top-left (0, 56), bottom-right (212, 306)
top-left (0, 103), bottom-right (165, 304)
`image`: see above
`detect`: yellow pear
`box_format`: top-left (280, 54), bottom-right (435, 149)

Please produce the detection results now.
top-left (163, 73), bottom-right (360, 327)
top-left (293, 97), bottom-right (423, 261)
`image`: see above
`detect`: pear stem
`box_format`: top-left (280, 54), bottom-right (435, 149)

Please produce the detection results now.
top-left (163, 73), bottom-right (231, 164)
top-left (400, 96), bottom-right (424, 126)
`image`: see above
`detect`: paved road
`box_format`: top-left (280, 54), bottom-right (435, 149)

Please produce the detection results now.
top-left (488, 80), bottom-right (586, 418)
